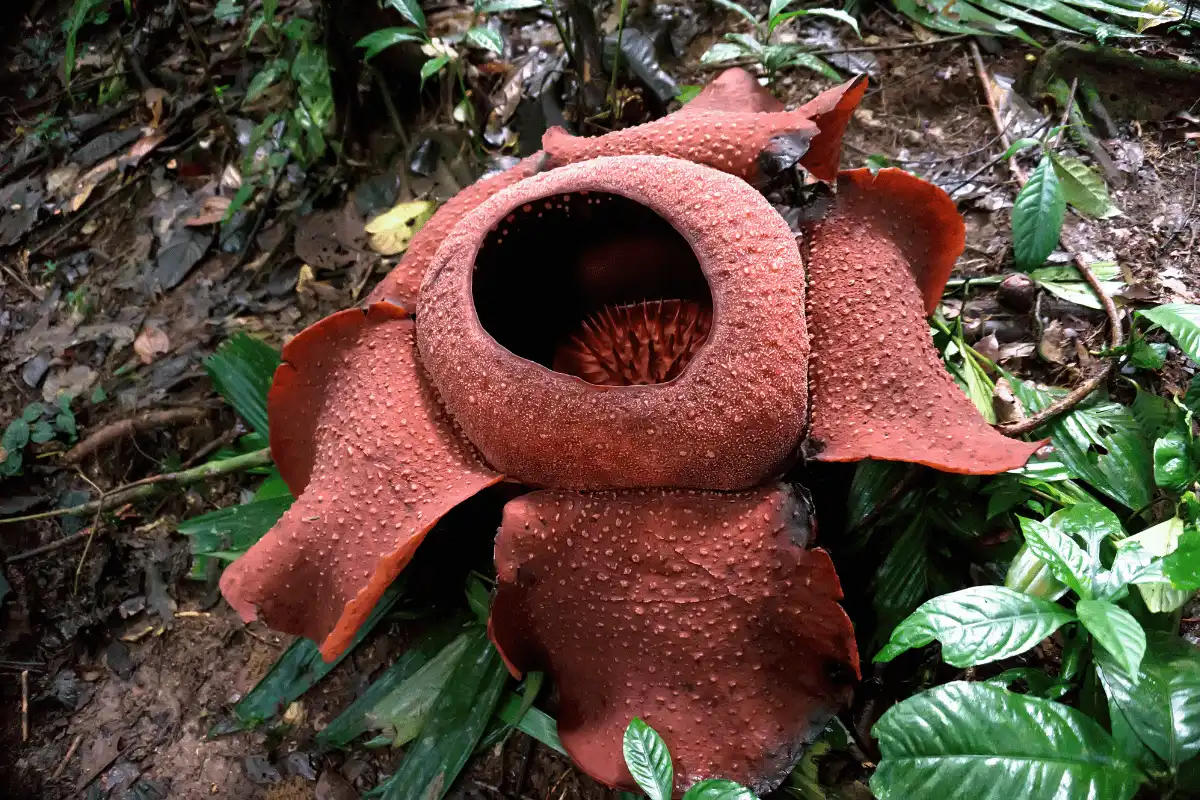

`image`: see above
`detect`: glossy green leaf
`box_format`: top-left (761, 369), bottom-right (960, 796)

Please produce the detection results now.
top-left (987, 667), bottom-right (1072, 699)
top-left (385, 0), bottom-right (426, 29)
top-left (1008, 379), bottom-right (1154, 510)
top-left (771, 7), bottom-right (861, 35)
top-left (768, 0), bottom-right (797, 18)
top-left (624, 718), bottom-right (673, 800)
top-left (1139, 304), bottom-right (1200, 364)
top-left (476, 0), bottom-right (544, 10)
top-left (847, 460), bottom-right (911, 530)
top-left (1185, 374), bottom-right (1200, 416)
top-left (682, 780), bottom-right (757, 800)
top-left (1095, 632), bottom-right (1200, 768)
top-left (875, 586), bottom-right (1075, 666)
top-left (1163, 529), bottom-right (1200, 591)
top-left (1076, 599), bottom-right (1146, 678)
top-left (420, 54), bottom-right (452, 85)
top-left (676, 84), bottom-right (703, 104)
top-left (712, 0), bottom-right (760, 27)
top-left (318, 618), bottom-right (472, 748)
top-left (178, 493), bottom-right (292, 561)
top-left (1005, 543), bottom-right (1069, 601)
top-left (356, 27), bottom-right (425, 60)
top-left (1154, 430), bottom-right (1197, 493)
top-left (495, 691), bottom-right (565, 754)
top-left (376, 630), bottom-right (509, 800)
top-left (1019, 516), bottom-right (1095, 597)
top-left (700, 42), bottom-right (746, 65)
top-left (1129, 337), bottom-right (1168, 370)
top-left (1046, 501), bottom-right (1124, 552)
top-left (204, 334), bottom-right (281, 437)
top-left (783, 51), bottom-right (841, 80)
top-left (1117, 518), bottom-right (1190, 611)
top-left (872, 513), bottom-right (930, 635)
top-left (233, 579), bottom-right (408, 727)
top-left (464, 26), bottom-right (503, 53)
top-left (1050, 153), bottom-right (1121, 218)
top-left (1001, 137), bottom-right (1043, 160)
top-left (871, 682), bottom-right (1144, 800)
top-left (1012, 156), bottom-right (1066, 271)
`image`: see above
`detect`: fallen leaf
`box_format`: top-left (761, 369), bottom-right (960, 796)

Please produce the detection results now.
top-left (364, 200), bottom-right (435, 255)
top-left (46, 165), bottom-right (82, 198)
top-left (70, 158), bottom-right (118, 212)
top-left (143, 88), bottom-right (168, 128)
top-left (184, 196), bottom-right (232, 227)
top-left (120, 132), bottom-right (167, 168)
top-left (42, 365), bottom-right (97, 404)
top-left (133, 326), bottom-right (170, 364)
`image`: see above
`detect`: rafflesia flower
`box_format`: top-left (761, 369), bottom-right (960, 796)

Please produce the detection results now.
top-left (220, 69), bottom-right (1040, 793)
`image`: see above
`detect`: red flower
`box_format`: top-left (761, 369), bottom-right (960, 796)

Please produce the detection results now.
top-left (220, 69), bottom-right (1039, 794)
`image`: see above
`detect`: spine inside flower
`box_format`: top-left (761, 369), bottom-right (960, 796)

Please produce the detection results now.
top-left (553, 299), bottom-right (712, 386)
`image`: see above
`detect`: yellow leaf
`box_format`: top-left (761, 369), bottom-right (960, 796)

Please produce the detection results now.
top-left (364, 200), bottom-right (436, 256)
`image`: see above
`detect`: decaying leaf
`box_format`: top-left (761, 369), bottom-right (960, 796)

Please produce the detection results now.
top-left (364, 200), bottom-right (436, 255)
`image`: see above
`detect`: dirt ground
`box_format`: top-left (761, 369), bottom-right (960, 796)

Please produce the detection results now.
top-left (1, 2), bottom-right (1198, 798)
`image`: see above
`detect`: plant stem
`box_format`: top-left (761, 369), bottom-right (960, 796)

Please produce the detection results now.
top-left (0, 448), bottom-right (274, 527)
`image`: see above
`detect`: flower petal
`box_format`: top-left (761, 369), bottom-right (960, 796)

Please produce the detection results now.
top-left (541, 76), bottom-right (867, 183)
top-left (489, 483), bottom-right (858, 794)
top-left (366, 154), bottom-right (544, 309)
top-left (418, 155), bottom-right (809, 491)
top-left (220, 302), bottom-right (502, 661)
top-left (678, 67), bottom-right (785, 114)
top-left (804, 168), bottom-right (1041, 473)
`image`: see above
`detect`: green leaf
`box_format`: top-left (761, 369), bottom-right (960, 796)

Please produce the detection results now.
top-left (205, 334), bottom-right (281, 437)
top-left (1005, 543), bottom-right (1070, 601)
top-left (987, 667), bottom-right (1072, 699)
top-left (682, 780), bottom-right (757, 800)
top-left (21, 404), bottom-right (43, 423)
top-left (875, 586), bottom-right (1075, 666)
top-left (495, 691), bottom-right (565, 754)
top-left (872, 513), bottom-right (930, 635)
top-left (871, 681), bottom-right (1144, 800)
top-left (1046, 501), bottom-right (1125, 552)
top-left (1129, 337), bottom-right (1168, 370)
top-left (1012, 156), bottom-right (1066, 271)
top-left (783, 51), bottom-right (841, 81)
top-left (246, 59), bottom-right (288, 102)
top-left (356, 27), bottom-right (425, 59)
top-left (768, 0), bottom-right (796, 18)
top-left (1163, 529), bottom-right (1200, 591)
top-left (464, 26), bottom-right (503, 53)
top-left (1154, 430), bottom-right (1197, 493)
top-left (385, 0), bottom-right (427, 29)
top-left (1185, 374), bottom-right (1200, 416)
top-left (676, 84), bottom-right (703, 104)
top-left (1118, 518), bottom-right (1190, 611)
top-left (847, 460), bottom-right (910, 530)
top-left (376, 631), bottom-right (509, 800)
top-left (420, 54), bottom-right (452, 85)
top-left (1049, 153), bottom-right (1121, 219)
top-left (1139, 304), bottom-right (1200, 364)
top-left (29, 420), bottom-right (55, 444)
top-left (712, 0), bottom-right (761, 27)
top-left (1019, 516), bottom-right (1096, 598)
top-left (1094, 632), bottom-right (1200, 768)
top-left (476, 0), bottom-right (544, 10)
top-left (178, 494), bottom-right (293, 562)
top-left (623, 718), bottom-right (674, 800)
top-left (232, 580), bottom-right (407, 726)
top-left (772, 7), bottom-right (861, 36)
top-left (1001, 137), bottom-right (1043, 160)
top-left (318, 618), bottom-right (470, 747)
top-left (1007, 379), bottom-right (1154, 510)
top-left (1076, 598), bottom-right (1146, 678)
top-left (700, 42), bottom-right (747, 65)
top-left (1, 417), bottom-right (31, 476)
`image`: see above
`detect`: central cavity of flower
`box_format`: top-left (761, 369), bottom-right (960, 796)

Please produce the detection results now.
top-left (471, 191), bottom-right (714, 385)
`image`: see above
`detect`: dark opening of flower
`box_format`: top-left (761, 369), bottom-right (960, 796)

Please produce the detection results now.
top-left (470, 191), bottom-right (713, 381)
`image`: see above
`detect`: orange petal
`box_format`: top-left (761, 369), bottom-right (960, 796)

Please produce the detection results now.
top-left (489, 484), bottom-right (858, 794)
top-left (677, 67), bottom-right (785, 114)
top-left (220, 303), bottom-right (502, 661)
top-left (366, 154), bottom-right (544, 309)
top-left (804, 168), bottom-right (1041, 473)
top-left (794, 76), bottom-right (868, 184)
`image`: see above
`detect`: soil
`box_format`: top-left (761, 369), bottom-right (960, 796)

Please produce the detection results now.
top-left (1, 2), bottom-right (1198, 799)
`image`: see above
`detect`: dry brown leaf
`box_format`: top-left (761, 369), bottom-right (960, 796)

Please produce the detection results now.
top-left (184, 196), bottom-right (231, 227)
top-left (70, 158), bottom-right (118, 212)
top-left (143, 88), bottom-right (168, 128)
top-left (121, 132), bottom-right (167, 167)
top-left (133, 326), bottom-right (170, 364)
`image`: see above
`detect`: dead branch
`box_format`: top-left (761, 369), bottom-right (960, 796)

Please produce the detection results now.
top-left (63, 407), bottom-right (212, 464)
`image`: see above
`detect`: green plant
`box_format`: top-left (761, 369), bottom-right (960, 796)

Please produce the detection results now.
top-left (63, 0), bottom-right (112, 82)
top-left (356, 0), bottom-right (528, 91)
top-left (622, 718), bottom-right (758, 800)
top-left (1007, 133), bottom-right (1120, 271)
top-left (230, 6), bottom-right (335, 219)
top-left (1, 397), bottom-right (79, 478)
top-left (863, 303), bottom-right (1200, 800)
top-left (700, 0), bottom-right (860, 82)
top-left (889, 0), bottom-right (1184, 43)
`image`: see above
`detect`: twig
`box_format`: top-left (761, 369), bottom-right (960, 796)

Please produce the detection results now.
top-left (63, 407), bottom-right (211, 463)
top-left (181, 426), bottom-right (242, 468)
top-left (969, 46), bottom-right (1125, 437)
top-left (0, 263), bottom-right (42, 301)
top-left (72, 470), bottom-right (105, 595)
top-left (1052, 77), bottom-right (1079, 150)
top-left (5, 527), bottom-right (96, 564)
top-left (0, 448), bottom-right (273, 528)
top-left (969, 41), bottom-right (1025, 185)
top-left (20, 670), bottom-right (29, 742)
top-left (810, 32), bottom-right (973, 56)
top-left (50, 733), bottom-right (82, 781)
top-left (238, 161), bottom-right (288, 271)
